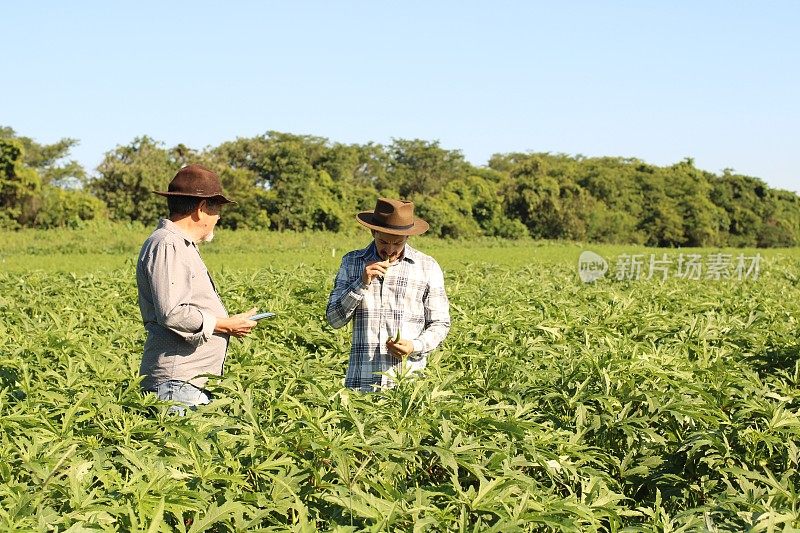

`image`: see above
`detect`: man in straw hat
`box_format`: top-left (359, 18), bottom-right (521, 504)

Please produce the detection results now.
top-left (326, 197), bottom-right (451, 391)
top-left (136, 164), bottom-right (260, 413)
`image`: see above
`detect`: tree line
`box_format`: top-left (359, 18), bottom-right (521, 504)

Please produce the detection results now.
top-left (1, 126), bottom-right (798, 247)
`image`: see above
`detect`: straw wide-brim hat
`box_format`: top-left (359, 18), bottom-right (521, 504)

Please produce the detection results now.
top-left (356, 197), bottom-right (429, 236)
top-left (154, 164), bottom-right (235, 204)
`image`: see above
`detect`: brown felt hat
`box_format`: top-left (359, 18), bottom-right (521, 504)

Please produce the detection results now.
top-left (356, 198), bottom-right (429, 236)
top-left (154, 164), bottom-right (234, 204)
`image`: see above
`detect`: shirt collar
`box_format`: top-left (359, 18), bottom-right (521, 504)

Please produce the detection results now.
top-left (158, 218), bottom-right (196, 246)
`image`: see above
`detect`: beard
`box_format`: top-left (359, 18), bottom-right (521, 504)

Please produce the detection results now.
top-left (199, 230), bottom-right (215, 243)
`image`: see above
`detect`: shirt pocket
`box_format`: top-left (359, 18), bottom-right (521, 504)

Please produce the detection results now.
top-left (394, 277), bottom-right (426, 310)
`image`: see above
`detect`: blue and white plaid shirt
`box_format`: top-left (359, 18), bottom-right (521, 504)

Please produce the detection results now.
top-left (326, 241), bottom-right (451, 391)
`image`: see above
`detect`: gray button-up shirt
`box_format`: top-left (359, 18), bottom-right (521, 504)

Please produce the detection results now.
top-left (136, 219), bottom-right (229, 390)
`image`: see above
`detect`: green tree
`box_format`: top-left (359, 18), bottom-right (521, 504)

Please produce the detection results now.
top-left (710, 172), bottom-right (767, 247)
top-left (450, 172), bottom-right (528, 238)
top-left (577, 157), bottom-right (645, 221)
top-left (383, 139), bottom-right (472, 197)
top-left (210, 132), bottom-right (382, 231)
top-left (756, 188), bottom-right (799, 247)
top-left (265, 169), bottom-right (347, 231)
top-left (0, 126), bottom-right (85, 188)
top-left (90, 137), bottom-right (183, 225)
top-left (584, 201), bottom-right (643, 244)
top-left (636, 169), bottom-right (686, 247)
top-left (0, 139), bottom-right (41, 228)
top-left (659, 159), bottom-right (726, 247)
top-left (412, 186), bottom-right (481, 239)
top-left (502, 156), bottom-right (560, 238)
top-left (32, 186), bottom-right (107, 229)
top-left (501, 155), bottom-right (595, 240)
top-left (317, 142), bottom-right (385, 213)
top-left (0, 128), bottom-right (108, 229)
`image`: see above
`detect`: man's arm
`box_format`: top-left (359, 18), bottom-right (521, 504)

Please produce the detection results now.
top-left (411, 261), bottom-right (451, 355)
top-left (146, 241), bottom-right (216, 347)
top-left (325, 255), bottom-right (368, 329)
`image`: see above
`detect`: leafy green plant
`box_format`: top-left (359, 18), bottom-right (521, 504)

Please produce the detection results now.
top-left (1, 240), bottom-right (799, 530)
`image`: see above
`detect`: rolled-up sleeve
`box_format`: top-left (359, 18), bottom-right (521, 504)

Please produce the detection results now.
top-left (326, 256), bottom-right (367, 329)
top-left (146, 241), bottom-right (214, 347)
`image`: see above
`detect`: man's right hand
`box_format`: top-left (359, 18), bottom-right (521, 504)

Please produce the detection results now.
top-left (215, 307), bottom-right (258, 338)
top-left (362, 260), bottom-right (390, 286)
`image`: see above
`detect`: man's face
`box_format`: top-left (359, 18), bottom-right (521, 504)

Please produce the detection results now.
top-left (198, 200), bottom-right (223, 242)
top-left (373, 231), bottom-right (408, 262)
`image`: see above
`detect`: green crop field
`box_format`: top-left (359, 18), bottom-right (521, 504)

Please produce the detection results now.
top-left (1, 225), bottom-right (799, 531)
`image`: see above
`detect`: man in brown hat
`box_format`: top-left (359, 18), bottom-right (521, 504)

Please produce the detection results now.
top-left (326, 197), bottom-right (451, 391)
top-left (136, 164), bottom-right (259, 413)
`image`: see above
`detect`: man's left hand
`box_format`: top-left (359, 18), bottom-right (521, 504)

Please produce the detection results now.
top-left (386, 338), bottom-right (414, 358)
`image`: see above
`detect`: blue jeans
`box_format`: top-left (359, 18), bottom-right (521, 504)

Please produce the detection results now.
top-left (151, 380), bottom-right (211, 415)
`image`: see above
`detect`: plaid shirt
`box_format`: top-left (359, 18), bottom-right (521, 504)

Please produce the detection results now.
top-left (326, 242), bottom-right (451, 391)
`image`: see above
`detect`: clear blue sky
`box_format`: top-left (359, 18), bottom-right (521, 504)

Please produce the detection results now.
top-left (2, 1), bottom-right (798, 192)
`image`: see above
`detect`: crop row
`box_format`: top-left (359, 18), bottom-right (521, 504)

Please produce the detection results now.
top-left (0, 255), bottom-right (799, 531)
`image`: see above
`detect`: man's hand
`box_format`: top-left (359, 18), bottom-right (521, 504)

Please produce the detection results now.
top-left (362, 260), bottom-right (390, 286)
top-left (386, 337), bottom-right (414, 358)
top-left (215, 307), bottom-right (258, 338)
